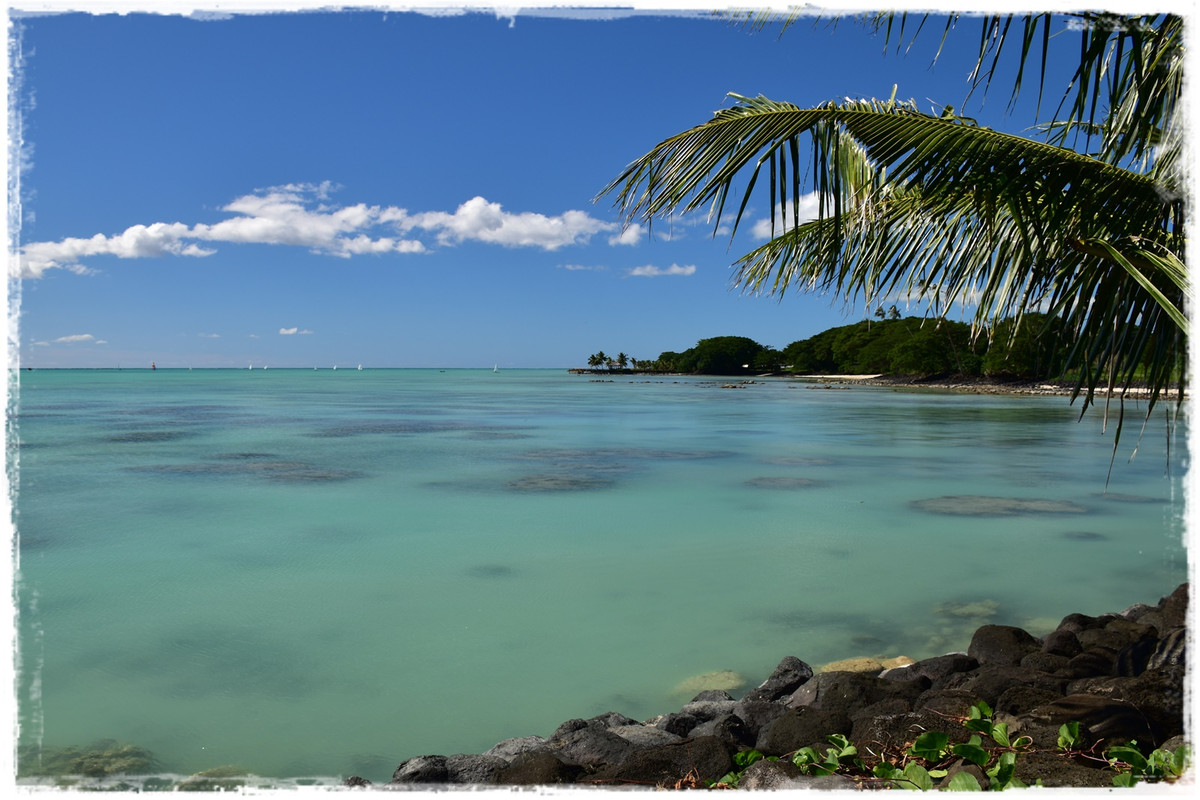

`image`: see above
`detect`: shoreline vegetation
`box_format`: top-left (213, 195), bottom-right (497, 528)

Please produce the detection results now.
top-left (574, 315), bottom-right (1185, 401)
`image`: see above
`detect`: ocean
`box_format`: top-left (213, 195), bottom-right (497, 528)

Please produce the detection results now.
top-left (9, 368), bottom-right (1188, 784)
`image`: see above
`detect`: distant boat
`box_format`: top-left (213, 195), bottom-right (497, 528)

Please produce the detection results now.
top-left (357, 364), bottom-right (363, 371)
top-left (494, 364), bottom-right (498, 373)
top-left (248, 364), bottom-right (252, 370)
top-left (333, 365), bottom-right (337, 371)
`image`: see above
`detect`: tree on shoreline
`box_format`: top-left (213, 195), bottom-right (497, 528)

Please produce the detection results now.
top-left (601, 13), bottom-right (1186, 440)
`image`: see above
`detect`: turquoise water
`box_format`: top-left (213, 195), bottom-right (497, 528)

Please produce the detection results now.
top-left (11, 368), bottom-right (1188, 782)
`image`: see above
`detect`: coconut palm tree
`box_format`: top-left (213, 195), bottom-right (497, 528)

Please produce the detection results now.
top-left (601, 13), bottom-right (1186, 443)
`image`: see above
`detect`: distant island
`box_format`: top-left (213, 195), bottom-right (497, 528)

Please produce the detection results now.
top-left (575, 312), bottom-right (1078, 381)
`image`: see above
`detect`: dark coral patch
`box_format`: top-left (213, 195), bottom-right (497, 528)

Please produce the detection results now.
top-left (106, 431), bottom-right (192, 443)
top-left (911, 495), bottom-right (1087, 516)
top-left (505, 474), bottom-right (614, 492)
top-left (466, 564), bottom-right (518, 579)
top-left (1062, 531), bottom-right (1109, 542)
top-left (745, 476), bottom-right (823, 489)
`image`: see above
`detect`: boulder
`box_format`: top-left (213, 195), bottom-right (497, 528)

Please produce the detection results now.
top-left (445, 753), bottom-right (507, 784)
top-left (484, 735), bottom-right (547, 762)
top-left (1011, 750), bottom-right (1115, 788)
top-left (739, 656), bottom-right (814, 703)
top-left (994, 685), bottom-right (1062, 718)
top-left (787, 670), bottom-right (924, 716)
top-left (587, 735), bottom-right (735, 786)
top-left (1157, 583), bottom-right (1188, 630)
top-left (1064, 647), bottom-right (1119, 678)
top-left (608, 724), bottom-right (683, 749)
top-left (1019, 693), bottom-right (1154, 749)
top-left (546, 725), bottom-right (637, 767)
top-left (909, 653), bottom-right (980, 686)
top-left (729, 697), bottom-right (791, 738)
top-left (941, 664), bottom-right (1067, 705)
top-left (688, 713), bottom-right (755, 748)
top-left (1113, 665), bottom-right (1187, 745)
top-left (677, 698), bottom-right (737, 722)
top-left (756, 707), bottom-right (852, 756)
top-left (914, 689), bottom-right (985, 718)
top-left (851, 707), bottom-right (968, 750)
top-left (1019, 651), bottom-right (1071, 674)
top-left (1040, 629), bottom-right (1083, 658)
top-left (390, 754), bottom-right (448, 784)
top-left (737, 757), bottom-right (806, 789)
top-left (968, 625), bottom-right (1041, 667)
top-left (654, 712), bottom-right (703, 738)
top-left (493, 750), bottom-right (582, 785)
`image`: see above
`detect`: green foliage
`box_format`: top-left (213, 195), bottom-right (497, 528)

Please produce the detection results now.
top-left (711, 748), bottom-right (776, 788)
top-left (1057, 721), bottom-right (1082, 751)
top-left (669, 336), bottom-right (767, 375)
top-left (782, 316), bottom-right (997, 379)
top-left (1106, 742), bottom-right (1190, 787)
top-left (602, 13), bottom-right (1187, 438)
top-left (793, 734), bottom-right (863, 777)
top-left (947, 771), bottom-right (984, 791)
top-left (981, 313), bottom-right (1070, 379)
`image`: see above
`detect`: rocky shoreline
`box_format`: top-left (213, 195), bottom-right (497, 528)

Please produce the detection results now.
top-left (349, 584), bottom-right (1189, 790)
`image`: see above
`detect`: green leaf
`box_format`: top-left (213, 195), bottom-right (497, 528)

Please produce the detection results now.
top-left (1171, 746), bottom-right (1190, 776)
top-left (986, 751), bottom-right (1018, 787)
top-left (950, 743), bottom-right (990, 767)
top-left (964, 719), bottom-right (994, 735)
top-left (910, 731), bottom-right (950, 761)
top-left (1108, 745), bottom-right (1149, 772)
top-left (1057, 722), bottom-right (1081, 750)
top-left (947, 772), bottom-right (984, 791)
top-left (990, 722), bottom-right (1012, 748)
top-left (902, 762), bottom-right (935, 791)
top-left (1113, 772), bottom-right (1139, 787)
top-left (734, 749), bottom-right (764, 768)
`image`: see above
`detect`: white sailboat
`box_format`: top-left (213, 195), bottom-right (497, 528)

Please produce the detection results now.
top-left (493, 364), bottom-right (498, 373)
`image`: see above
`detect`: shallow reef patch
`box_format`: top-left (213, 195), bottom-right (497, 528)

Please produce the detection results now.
top-left (744, 476), bottom-right (824, 489)
top-left (910, 495), bottom-right (1087, 516)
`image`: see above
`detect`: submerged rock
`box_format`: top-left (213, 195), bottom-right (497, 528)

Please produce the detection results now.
top-left (744, 476), bottom-right (823, 489)
top-left (670, 669), bottom-right (747, 699)
top-left (911, 495), bottom-right (1088, 516)
top-left (505, 474), bottom-right (614, 492)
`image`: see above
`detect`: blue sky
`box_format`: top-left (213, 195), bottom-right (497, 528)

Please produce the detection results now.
top-left (10, 4), bottom-right (1090, 368)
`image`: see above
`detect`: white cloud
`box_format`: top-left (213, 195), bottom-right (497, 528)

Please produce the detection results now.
top-left (53, 333), bottom-right (97, 343)
top-left (558, 263), bottom-right (607, 271)
top-left (198, 333), bottom-right (220, 339)
top-left (279, 327), bottom-right (313, 335)
top-left (627, 263), bottom-right (697, 278)
top-left (608, 224), bottom-right (643, 246)
top-left (751, 193), bottom-right (825, 239)
top-left (14, 184), bottom-right (629, 278)
top-left (402, 196), bottom-right (612, 250)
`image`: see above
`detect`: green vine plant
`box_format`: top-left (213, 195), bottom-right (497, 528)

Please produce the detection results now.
top-left (709, 701), bottom-right (1190, 790)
